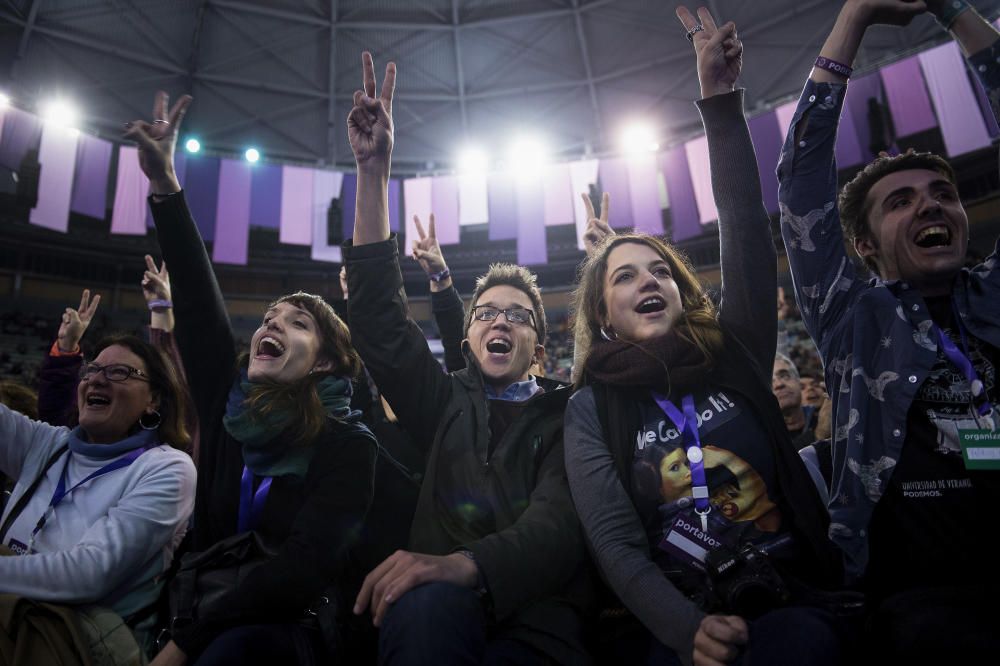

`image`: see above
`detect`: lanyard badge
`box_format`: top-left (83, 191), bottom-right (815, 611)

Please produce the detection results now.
top-left (933, 322), bottom-right (995, 428)
top-left (651, 392), bottom-right (712, 531)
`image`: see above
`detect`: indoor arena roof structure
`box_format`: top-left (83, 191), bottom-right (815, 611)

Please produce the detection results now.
top-left (3, 0), bottom-right (1000, 176)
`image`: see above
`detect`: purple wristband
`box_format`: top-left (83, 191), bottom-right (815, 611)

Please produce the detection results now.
top-left (148, 299), bottom-right (173, 311)
top-left (814, 56), bottom-right (853, 79)
top-left (428, 268), bottom-right (451, 283)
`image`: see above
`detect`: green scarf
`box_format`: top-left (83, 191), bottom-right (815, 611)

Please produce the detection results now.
top-left (223, 371), bottom-right (357, 477)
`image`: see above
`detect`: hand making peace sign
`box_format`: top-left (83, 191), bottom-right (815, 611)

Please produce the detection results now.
top-left (411, 214), bottom-right (448, 276)
top-left (123, 90), bottom-right (191, 194)
top-left (676, 6), bottom-right (743, 100)
top-left (348, 51), bottom-right (397, 173)
top-left (581, 192), bottom-right (614, 256)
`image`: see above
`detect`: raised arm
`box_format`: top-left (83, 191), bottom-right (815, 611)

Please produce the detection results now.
top-left (678, 6), bottom-right (776, 380)
top-left (351, 51), bottom-right (395, 247)
top-left (36, 289), bottom-right (100, 426)
top-left (411, 213), bottom-right (467, 372)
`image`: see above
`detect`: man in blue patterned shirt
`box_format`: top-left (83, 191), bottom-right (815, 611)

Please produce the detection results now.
top-left (778, 0), bottom-right (1000, 660)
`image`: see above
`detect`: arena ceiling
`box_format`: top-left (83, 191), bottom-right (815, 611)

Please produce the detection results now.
top-left (3, 0), bottom-right (1000, 176)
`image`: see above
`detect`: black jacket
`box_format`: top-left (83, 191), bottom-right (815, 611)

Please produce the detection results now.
top-left (345, 236), bottom-right (590, 664)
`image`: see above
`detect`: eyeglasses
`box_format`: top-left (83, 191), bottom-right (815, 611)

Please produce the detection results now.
top-left (472, 305), bottom-right (536, 328)
top-left (79, 363), bottom-right (150, 383)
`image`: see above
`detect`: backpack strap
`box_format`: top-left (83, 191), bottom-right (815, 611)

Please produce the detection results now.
top-left (0, 444), bottom-right (69, 543)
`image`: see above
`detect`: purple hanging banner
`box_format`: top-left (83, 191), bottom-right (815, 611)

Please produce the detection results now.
top-left (458, 173), bottom-right (489, 226)
top-left (972, 76), bottom-right (1000, 138)
top-left (835, 98), bottom-right (864, 168)
top-left (919, 42), bottom-right (991, 157)
top-left (626, 154), bottom-right (663, 235)
top-left (543, 162), bottom-right (574, 227)
top-left (516, 175), bottom-right (547, 265)
top-left (487, 172), bottom-right (518, 241)
top-left (0, 107), bottom-right (42, 170)
top-left (685, 136), bottom-right (717, 224)
top-left (340, 173), bottom-right (358, 240)
top-left (112, 146), bottom-right (150, 235)
top-left (280, 165), bottom-right (314, 245)
top-left (249, 163), bottom-right (282, 229)
top-left (31, 125), bottom-right (79, 232)
top-left (598, 157), bottom-right (634, 230)
top-left (660, 146), bottom-right (701, 242)
top-left (880, 56), bottom-right (937, 138)
top-left (212, 159), bottom-right (252, 265)
top-left (843, 72), bottom-right (885, 162)
top-left (70, 134), bottom-right (112, 220)
top-left (404, 177), bottom-right (433, 247)
top-left (775, 101), bottom-right (798, 143)
top-left (311, 170), bottom-right (344, 263)
top-left (569, 159), bottom-right (599, 250)
top-left (184, 156), bottom-right (221, 241)
top-left (747, 111), bottom-right (783, 214)
top-left (388, 178), bottom-right (401, 232)
top-left (431, 175), bottom-right (461, 246)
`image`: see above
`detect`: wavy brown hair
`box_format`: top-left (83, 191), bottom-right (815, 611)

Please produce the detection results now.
top-left (242, 291), bottom-right (363, 445)
top-left (571, 233), bottom-right (723, 387)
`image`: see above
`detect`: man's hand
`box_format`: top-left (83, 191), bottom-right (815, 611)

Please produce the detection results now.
top-left (582, 191), bottom-right (613, 256)
top-left (123, 91), bottom-right (191, 195)
top-left (411, 214), bottom-right (449, 281)
top-left (676, 7), bottom-right (743, 99)
top-left (348, 51), bottom-right (396, 174)
top-left (777, 286), bottom-right (792, 321)
top-left (353, 550), bottom-right (478, 627)
top-left (693, 615), bottom-right (749, 666)
top-left (57, 289), bottom-right (101, 353)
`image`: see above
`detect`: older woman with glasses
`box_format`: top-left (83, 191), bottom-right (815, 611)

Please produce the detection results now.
top-left (0, 334), bottom-right (196, 659)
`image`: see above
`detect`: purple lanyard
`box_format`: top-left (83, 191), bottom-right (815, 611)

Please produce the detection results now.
top-left (933, 320), bottom-right (993, 420)
top-left (238, 466), bottom-right (272, 533)
top-left (31, 446), bottom-right (150, 549)
top-left (651, 392), bottom-right (712, 531)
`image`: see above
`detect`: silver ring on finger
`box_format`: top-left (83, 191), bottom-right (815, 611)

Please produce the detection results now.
top-left (686, 25), bottom-right (704, 42)
top-left (152, 119), bottom-right (170, 125)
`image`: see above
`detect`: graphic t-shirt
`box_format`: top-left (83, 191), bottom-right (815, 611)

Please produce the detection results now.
top-left (630, 388), bottom-right (786, 598)
top-left (867, 296), bottom-right (1000, 600)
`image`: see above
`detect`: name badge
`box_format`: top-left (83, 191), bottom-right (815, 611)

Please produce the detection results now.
top-left (659, 514), bottom-right (726, 571)
top-left (959, 429), bottom-right (1000, 471)
top-left (7, 539), bottom-right (31, 556)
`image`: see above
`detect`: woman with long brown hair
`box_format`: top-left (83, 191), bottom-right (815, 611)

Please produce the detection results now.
top-left (564, 8), bottom-right (844, 666)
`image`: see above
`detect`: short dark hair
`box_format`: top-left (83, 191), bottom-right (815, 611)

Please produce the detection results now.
top-left (838, 150), bottom-right (957, 275)
top-left (465, 264), bottom-right (547, 345)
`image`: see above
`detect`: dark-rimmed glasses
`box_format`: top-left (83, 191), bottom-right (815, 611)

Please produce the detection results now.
top-left (79, 363), bottom-right (150, 383)
top-left (471, 305), bottom-right (536, 329)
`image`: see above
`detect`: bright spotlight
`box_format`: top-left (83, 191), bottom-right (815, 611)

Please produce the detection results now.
top-left (506, 135), bottom-right (549, 176)
top-left (185, 138), bottom-right (201, 153)
top-left (40, 99), bottom-right (80, 130)
top-left (621, 122), bottom-right (660, 155)
top-left (456, 146), bottom-right (489, 175)
top-left (0, 92), bottom-right (9, 109)
top-left (244, 147), bottom-right (260, 163)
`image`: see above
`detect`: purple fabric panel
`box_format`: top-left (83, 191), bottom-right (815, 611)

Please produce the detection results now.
top-left (30, 126), bottom-right (79, 233)
top-left (249, 163), bottom-right (282, 229)
top-left (919, 42), bottom-right (991, 157)
top-left (835, 100), bottom-right (864, 168)
top-left (598, 157), bottom-right (634, 230)
top-left (660, 146), bottom-right (701, 242)
top-left (388, 178), bottom-right (401, 233)
top-left (146, 152), bottom-right (186, 229)
top-left (685, 136), bottom-right (717, 224)
top-left (70, 134), bottom-right (112, 219)
top-left (775, 101), bottom-right (798, 142)
top-left (212, 160), bottom-right (252, 265)
top-left (569, 159), bottom-right (599, 250)
top-left (280, 165), bottom-right (314, 245)
top-left (972, 70), bottom-right (1000, 138)
top-left (843, 72), bottom-right (884, 163)
top-left (543, 162), bottom-right (574, 227)
top-left (431, 175), bottom-right (461, 245)
top-left (311, 170), bottom-right (344, 263)
top-left (516, 175), bottom-right (547, 265)
top-left (340, 173), bottom-right (358, 240)
top-left (0, 107), bottom-right (42, 170)
top-left (747, 111), bottom-right (782, 214)
top-left (625, 154), bottom-right (663, 235)
top-left (183, 156), bottom-right (220, 242)
top-left (403, 177), bottom-right (433, 246)
top-left (880, 57), bottom-right (937, 138)
top-left (487, 172), bottom-right (518, 241)
top-left (112, 146), bottom-right (150, 235)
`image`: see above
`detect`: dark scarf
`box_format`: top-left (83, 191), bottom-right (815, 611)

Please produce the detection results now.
top-left (223, 371), bottom-right (358, 477)
top-left (584, 329), bottom-right (712, 394)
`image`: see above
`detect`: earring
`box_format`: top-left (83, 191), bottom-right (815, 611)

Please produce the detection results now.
top-left (139, 410), bottom-right (162, 430)
top-left (600, 326), bottom-right (618, 341)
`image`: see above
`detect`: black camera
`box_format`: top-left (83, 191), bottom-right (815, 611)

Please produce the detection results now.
top-left (703, 543), bottom-right (790, 619)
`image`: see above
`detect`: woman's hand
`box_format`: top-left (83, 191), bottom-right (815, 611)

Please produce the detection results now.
top-left (149, 640), bottom-right (187, 666)
top-left (123, 91), bottom-right (192, 195)
top-left (348, 52), bottom-right (396, 175)
top-left (581, 192), bottom-right (613, 256)
top-left (676, 7), bottom-right (743, 99)
top-left (142, 254), bottom-right (172, 304)
top-left (411, 214), bottom-right (448, 275)
top-left (693, 614), bottom-right (748, 666)
top-left (57, 289), bottom-right (101, 353)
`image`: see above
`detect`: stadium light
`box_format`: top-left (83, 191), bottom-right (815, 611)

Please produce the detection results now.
top-left (40, 98), bottom-right (80, 131)
top-left (456, 146), bottom-right (489, 175)
top-left (620, 121), bottom-right (660, 155)
top-left (185, 138), bottom-right (201, 153)
top-left (244, 147), bottom-right (260, 163)
top-left (0, 92), bottom-right (9, 110)
top-left (506, 135), bottom-right (549, 177)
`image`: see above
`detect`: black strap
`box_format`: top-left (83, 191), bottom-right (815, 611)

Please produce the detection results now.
top-left (0, 444), bottom-right (69, 543)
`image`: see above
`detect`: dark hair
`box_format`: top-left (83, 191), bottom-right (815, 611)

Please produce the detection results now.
top-left (93, 335), bottom-right (191, 451)
top-left (0, 380), bottom-right (39, 420)
top-left (243, 291), bottom-right (363, 445)
top-left (838, 150), bottom-right (957, 275)
top-left (464, 264), bottom-right (547, 345)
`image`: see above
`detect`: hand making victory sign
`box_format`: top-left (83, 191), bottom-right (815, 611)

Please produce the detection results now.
top-left (123, 90), bottom-right (191, 195)
top-left (676, 6), bottom-right (743, 99)
top-left (348, 51), bottom-right (396, 173)
top-left (581, 191), bottom-right (613, 256)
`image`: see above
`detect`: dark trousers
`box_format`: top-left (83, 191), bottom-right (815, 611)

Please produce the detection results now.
top-left (192, 623), bottom-right (326, 666)
top-left (378, 582), bottom-right (547, 666)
